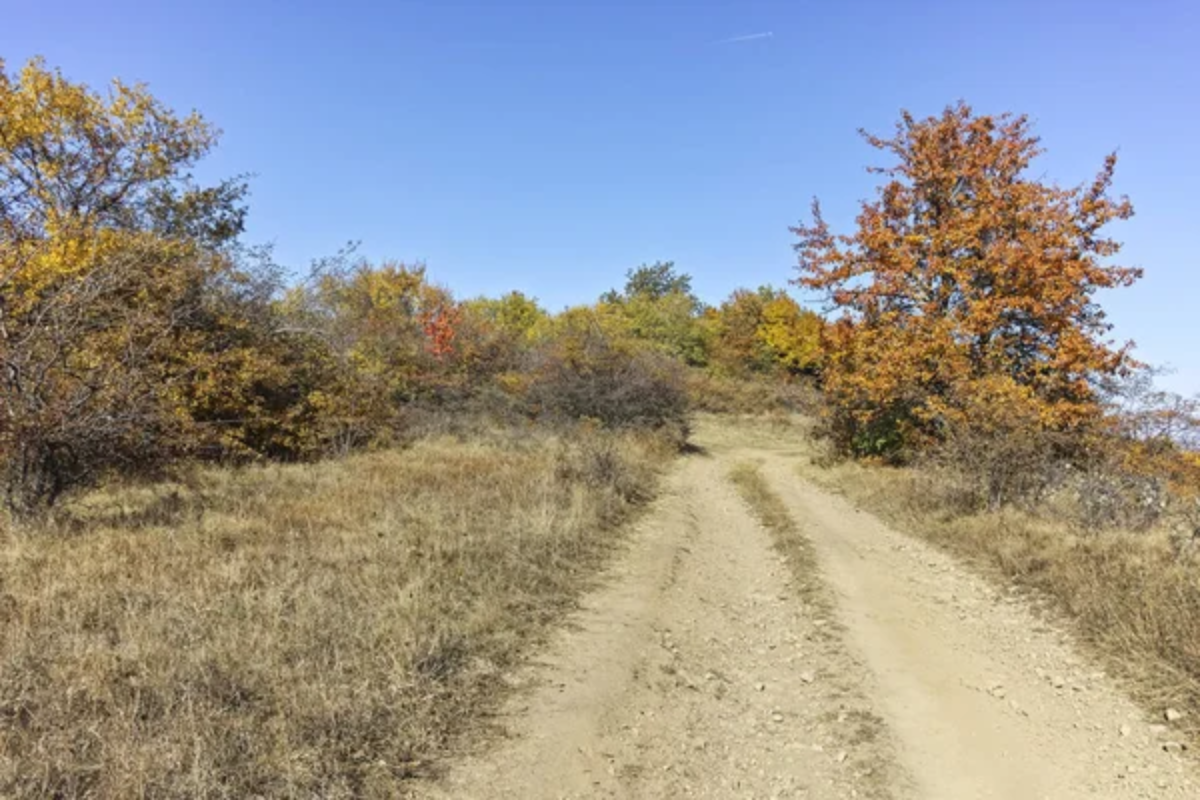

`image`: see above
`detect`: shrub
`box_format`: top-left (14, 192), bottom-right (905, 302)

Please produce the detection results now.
top-left (554, 427), bottom-right (656, 514)
top-left (929, 423), bottom-right (1067, 513)
top-left (0, 60), bottom-right (248, 516)
top-left (525, 311), bottom-right (688, 432)
top-left (685, 371), bottom-right (820, 416)
top-left (1072, 466), bottom-right (1167, 532)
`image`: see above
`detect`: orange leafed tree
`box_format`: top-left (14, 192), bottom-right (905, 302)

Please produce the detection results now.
top-left (792, 102), bottom-right (1142, 457)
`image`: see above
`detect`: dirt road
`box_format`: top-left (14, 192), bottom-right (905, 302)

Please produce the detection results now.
top-left (419, 419), bottom-right (1198, 799)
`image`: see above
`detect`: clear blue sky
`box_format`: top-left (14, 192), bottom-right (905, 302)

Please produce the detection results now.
top-left (3, 0), bottom-right (1197, 393)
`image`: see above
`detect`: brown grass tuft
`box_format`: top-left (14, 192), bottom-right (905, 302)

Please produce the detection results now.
top-left (0, 425), bottom-right (672, 798)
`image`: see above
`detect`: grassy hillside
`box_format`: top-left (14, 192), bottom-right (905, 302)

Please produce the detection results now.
top-left (0, 425), bottom-right (673, 798)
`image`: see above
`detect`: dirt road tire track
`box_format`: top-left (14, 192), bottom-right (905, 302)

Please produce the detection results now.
top-left (417, 420), bottom-right (1199, 799)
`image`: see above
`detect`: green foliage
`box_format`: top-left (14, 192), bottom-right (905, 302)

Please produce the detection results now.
top-left (600, 261), bottom-right (709, 366)
top-left (463, 291), bottom-right (547, 341)
top-left (603, 261), bottom-right (696, 303)
top-left (607, 291), bottom-right (710, 366)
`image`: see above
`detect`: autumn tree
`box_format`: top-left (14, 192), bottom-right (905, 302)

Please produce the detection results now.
top-left (169, 248), bottom-right (342, 462)
top-left (602, 261), bottom-right (709, 366)
top-left (463, 291), bottom-right (546, 342)
top-left (706, 288), bottom-right (776, 375)
top-left (1096, 368), bottom-right (1200, 504)
top-left (0, 58), bottom-right (252, 514)
top-left (455, 291), bottom-right (547, 390)
top-left (708, 287), bottom-right (823, 377)
top-left (276, 257), bottom-right (469, 446)
top-left (758, 294), bottom-right (823, 375)
top-left (793, 102), bottom-right (1141, 458)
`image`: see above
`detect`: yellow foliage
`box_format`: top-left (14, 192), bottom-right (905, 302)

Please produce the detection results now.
top-left (0, 58), bottom-right (261, 511)
top-left (757, 295), bottom-right (823, 375)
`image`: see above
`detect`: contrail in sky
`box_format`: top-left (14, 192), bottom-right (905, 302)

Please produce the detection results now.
top-left (716, 31), bottom-right (774, 44)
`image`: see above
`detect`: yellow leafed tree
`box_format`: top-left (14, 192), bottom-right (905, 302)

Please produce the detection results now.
top-left (0, 58), bottom-right (253, 514)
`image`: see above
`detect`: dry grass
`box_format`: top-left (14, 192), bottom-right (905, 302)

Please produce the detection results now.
top-left (686, 371), bottom-right (820, 416)
top-left (0, 424), bottom-right (674, 798)
top-left (798, 451), bottom-right (1200, 744)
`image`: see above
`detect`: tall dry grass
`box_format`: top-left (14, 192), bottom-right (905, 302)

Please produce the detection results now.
top-left (0, 424), bottom-right (673, 798)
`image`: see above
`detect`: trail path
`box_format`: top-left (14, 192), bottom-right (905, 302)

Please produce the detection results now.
top-left (419, 419), bottom-right (1198, 799)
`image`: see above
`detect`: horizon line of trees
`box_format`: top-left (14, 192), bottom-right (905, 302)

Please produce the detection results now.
top-left (0, 58), bottom-right (825, 516)
top-left (2, 57), bottom-right (1197, 521)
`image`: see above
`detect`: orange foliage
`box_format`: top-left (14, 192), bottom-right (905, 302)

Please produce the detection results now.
top-left (421, 303), bottom-right (461, 361)
top-left (793, 103), bottom-right (1141, 456)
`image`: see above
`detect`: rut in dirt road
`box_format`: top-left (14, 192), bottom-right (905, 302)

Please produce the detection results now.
top-left (419, 420), bottom-right (1200, 799)
top-left (422, 443), bottom-right (905, 799)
